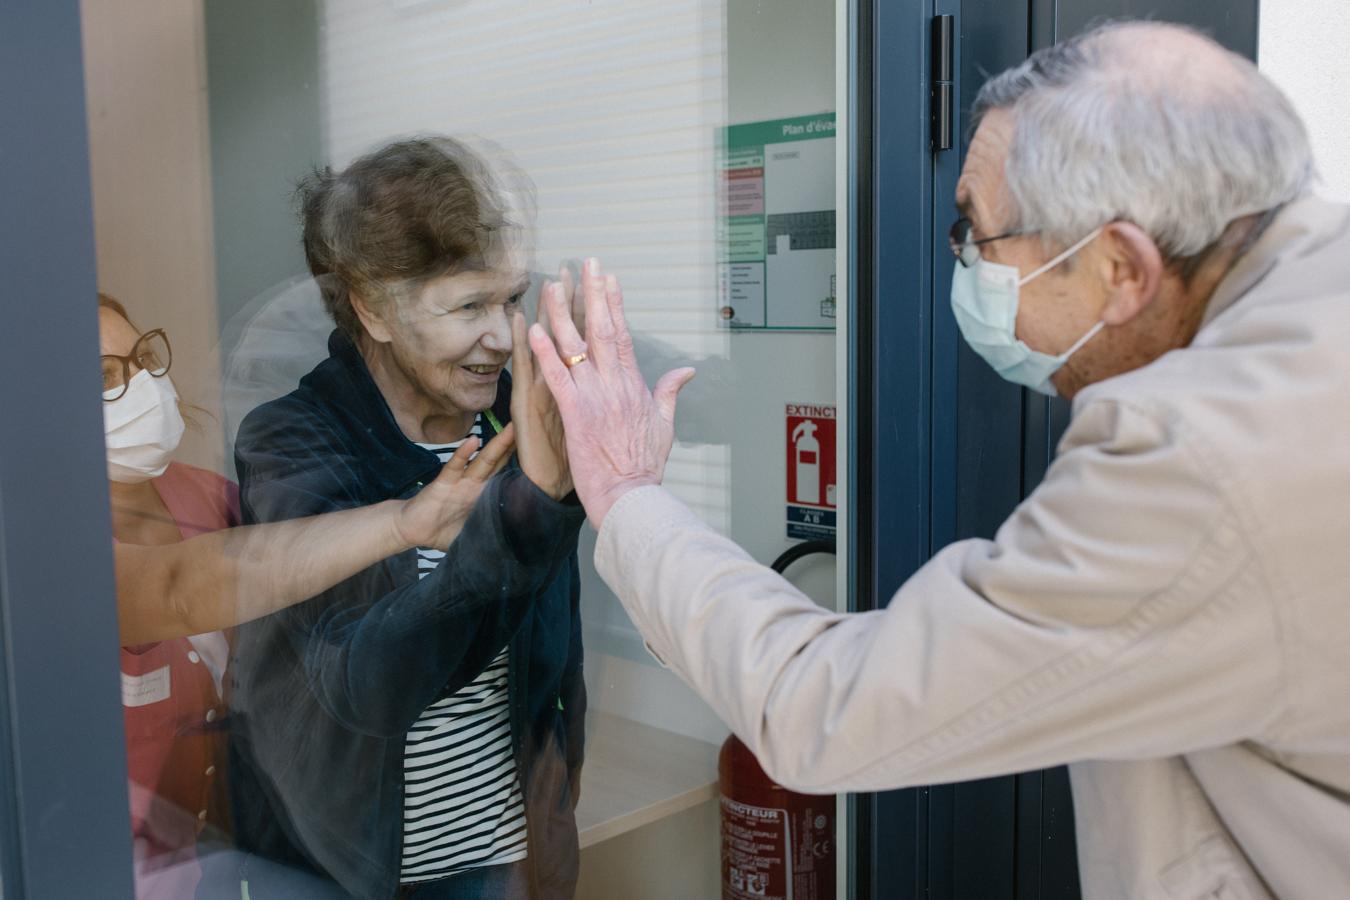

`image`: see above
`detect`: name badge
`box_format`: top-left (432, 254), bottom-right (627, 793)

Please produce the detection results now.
top-left (122, 665), bottom-right (171, 708)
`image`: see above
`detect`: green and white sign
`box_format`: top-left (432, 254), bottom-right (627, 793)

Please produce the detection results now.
top-left (717, 113), bottom-right (836, 330)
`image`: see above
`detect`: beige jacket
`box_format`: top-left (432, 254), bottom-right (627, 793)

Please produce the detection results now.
top-left (595, 198), bottom-right (1350, 899)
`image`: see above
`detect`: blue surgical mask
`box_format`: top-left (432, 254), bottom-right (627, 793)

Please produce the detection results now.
top-left (950, 228), bottom-right (1103, 396)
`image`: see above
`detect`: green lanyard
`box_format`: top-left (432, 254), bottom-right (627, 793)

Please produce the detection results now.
top-left (482, 408), bottom-right (504, 436)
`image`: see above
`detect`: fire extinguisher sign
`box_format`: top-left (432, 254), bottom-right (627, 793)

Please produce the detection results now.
top-left (786, 403), bottom-right (837, 541)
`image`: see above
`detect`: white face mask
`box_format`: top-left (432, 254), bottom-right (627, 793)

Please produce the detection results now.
top-left (950, 227), bottom-right (1103, 396)
top-left (103, 369), bottom-right (185, 483)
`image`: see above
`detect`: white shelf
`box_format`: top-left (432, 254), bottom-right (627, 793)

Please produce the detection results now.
top-left (576, 712), bottom-right (724, 849)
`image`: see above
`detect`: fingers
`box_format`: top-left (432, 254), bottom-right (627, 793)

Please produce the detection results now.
top-left (467, 422), bottom-right (515, 480)
top-left (511, 312), bottom-right (534, 385)
top-left (535, 273), bottom-right (555, 338)
top-left (534, 265), bottom-right (583, 341)
top-left (447, 435), bottom-right (480, 470)
top-left (559, 264), bottom-right (574, 304)
top-left (562, 263), bottom-right (585, 334)
top-left (425, 435), bottom-right (481, 490)
top-left (603, 274), bottom-right (638, 365)
top-left (652, 367), bottom-right (697, 426)
top-left (427, 421), bottom-right (517, 491)
top-left (581, 257), bottom-right (616, 351)
top-left (528, 323), bottom-right (578, 408)
top-left (542, 280), bottom-right (587, 358)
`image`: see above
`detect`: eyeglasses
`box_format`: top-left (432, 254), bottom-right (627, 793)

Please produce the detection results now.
top-left (949, 216), bottom-right (1025, 267)
top-left (102, 329), bottom-right (172, 401)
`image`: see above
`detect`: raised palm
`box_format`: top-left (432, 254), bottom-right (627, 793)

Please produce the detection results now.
top-left (395, 423), bottom-right (515, 549)
top-left (511, 309), bottom-right (572, 500)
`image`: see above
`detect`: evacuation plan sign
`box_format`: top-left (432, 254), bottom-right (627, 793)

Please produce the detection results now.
top-left (718, 114), bottom-right (837, 331)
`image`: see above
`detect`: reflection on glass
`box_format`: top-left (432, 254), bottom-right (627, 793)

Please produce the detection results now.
top-left (102, 294), bottom-right (239, 898)
top-left (227, 136), bottom-right (584, 899)
top-left (85, 1), bottom-right (837, 897)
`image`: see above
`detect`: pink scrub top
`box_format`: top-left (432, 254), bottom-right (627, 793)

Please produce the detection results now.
top-left (119, 462), bottom-right (239, 898)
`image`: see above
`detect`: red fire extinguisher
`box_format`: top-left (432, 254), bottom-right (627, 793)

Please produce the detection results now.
top-left (719, 541), bottom-right (837, 900)
top-left (719, 734), bottom-right (836, 900)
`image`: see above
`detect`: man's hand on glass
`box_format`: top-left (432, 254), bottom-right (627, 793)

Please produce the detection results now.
top-left (527, 257), bottom-right (696, 527)
top-left (395, 423), bottom-right (516, 550)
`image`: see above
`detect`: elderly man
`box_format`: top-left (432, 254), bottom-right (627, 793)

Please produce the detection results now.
top-left (529, 21), bottom-right (1350, 900)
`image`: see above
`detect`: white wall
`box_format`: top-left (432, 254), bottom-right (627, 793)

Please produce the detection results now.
top-left (1260, 2), bottom-right (1350, 203)
top-left (81, 0), bottom-right (225, 475)
top-left (724, 0), bottom-right (839, 614)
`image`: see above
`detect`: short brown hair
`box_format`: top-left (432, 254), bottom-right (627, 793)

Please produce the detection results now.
top-left (296, 136), bottom-right (515, 339)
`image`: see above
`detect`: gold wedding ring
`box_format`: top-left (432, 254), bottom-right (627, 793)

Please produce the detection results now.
top-left (564, 351), bottom-right (589, 369)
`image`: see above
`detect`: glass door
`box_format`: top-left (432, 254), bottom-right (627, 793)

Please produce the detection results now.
top-left (69, 0), bottom-right (848, 897)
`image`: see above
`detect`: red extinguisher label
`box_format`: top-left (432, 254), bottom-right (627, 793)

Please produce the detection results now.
top-left (721, 797), bottom-right (791, 899)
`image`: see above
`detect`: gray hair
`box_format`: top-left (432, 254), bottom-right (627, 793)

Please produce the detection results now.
top-left (974, 21), bottom-right (1315, 263)
top-left (297, 135), bottom-right (532, 339)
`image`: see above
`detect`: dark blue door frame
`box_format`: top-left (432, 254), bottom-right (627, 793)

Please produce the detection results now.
top-left (0, 2), bottom-right (137, 898)
top-left (843, 2), bottom-right (932, 896)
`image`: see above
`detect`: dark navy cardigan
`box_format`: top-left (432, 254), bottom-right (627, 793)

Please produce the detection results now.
top-left (225, 329), bottom-right (586, 899)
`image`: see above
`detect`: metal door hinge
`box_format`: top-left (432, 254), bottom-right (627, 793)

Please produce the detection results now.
top-left (931, 15), bottom-right (954, 152)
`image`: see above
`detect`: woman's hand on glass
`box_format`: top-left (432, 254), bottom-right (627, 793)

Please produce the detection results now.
top-left (510, 303), bottom-right (573, 501)
top-left (394, 423), bottom-right (516, 550)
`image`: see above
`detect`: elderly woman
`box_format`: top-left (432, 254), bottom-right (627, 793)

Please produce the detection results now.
top-left (227, 137), bottom-right (585, 900)
top-left (100, 293), bottom-right (514, 900)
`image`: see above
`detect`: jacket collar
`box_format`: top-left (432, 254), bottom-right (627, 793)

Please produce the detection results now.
top-left (303, 329), bottom-right (512, 498)
top-left (1201, 197), bottom-right (1350, 329)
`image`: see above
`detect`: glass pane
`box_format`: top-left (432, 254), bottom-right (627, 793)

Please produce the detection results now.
top-left (81, 0), bottom-right (842, 896)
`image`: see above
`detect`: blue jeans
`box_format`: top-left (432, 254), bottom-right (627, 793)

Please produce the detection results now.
top-left (396, 862), bottom-right (530, 899)
top-left (193, 846), bottom-right (348, 899)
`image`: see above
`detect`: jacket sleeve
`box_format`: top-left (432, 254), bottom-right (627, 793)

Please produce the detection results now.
top-left (594, 398), bottom-right (1285, 793)
top-left (235, 400), bottom-right (585, 737)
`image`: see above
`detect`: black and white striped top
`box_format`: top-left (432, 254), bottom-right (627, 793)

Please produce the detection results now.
top-left (401, 417), bottom-right (529, 884)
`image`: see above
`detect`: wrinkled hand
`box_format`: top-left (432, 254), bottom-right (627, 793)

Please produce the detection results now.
top-left (528, 258), bottom-right (695, 528)
top-left (394, 423), bottom-right (515, 549)
top-left (555, 262), bottom-right (586, 337)
top-left (511, 308), bottom-right (572, 500)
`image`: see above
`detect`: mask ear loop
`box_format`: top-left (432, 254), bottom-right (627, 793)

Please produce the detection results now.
top-left (1056, 319), bottom-right (1106, 362)
top-left (1018, 227), bottom-right (1104, 286)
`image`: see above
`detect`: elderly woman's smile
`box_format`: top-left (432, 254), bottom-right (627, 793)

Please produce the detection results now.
top-left (352, 266), bottom-right (527, 442)
top-left (461, 361), bottom-right (505, 380)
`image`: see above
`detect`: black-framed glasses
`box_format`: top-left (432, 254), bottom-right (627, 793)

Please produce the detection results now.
top-left (948, 216), bottom-right (1025, 267)
top-left (101, 329), bottom-right (172, 401)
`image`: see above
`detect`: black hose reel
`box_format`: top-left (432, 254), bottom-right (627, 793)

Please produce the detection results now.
top-left (769, 539), bottom-right (836, 575)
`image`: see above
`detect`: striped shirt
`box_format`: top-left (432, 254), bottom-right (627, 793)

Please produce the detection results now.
top-left (401, 417), bottom-right (529, 884)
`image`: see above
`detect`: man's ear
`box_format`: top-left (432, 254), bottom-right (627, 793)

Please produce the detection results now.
top-left (1098, 221), bottom-right (1163, 326)
top-left (351, 292), bottom-right (392, 343)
